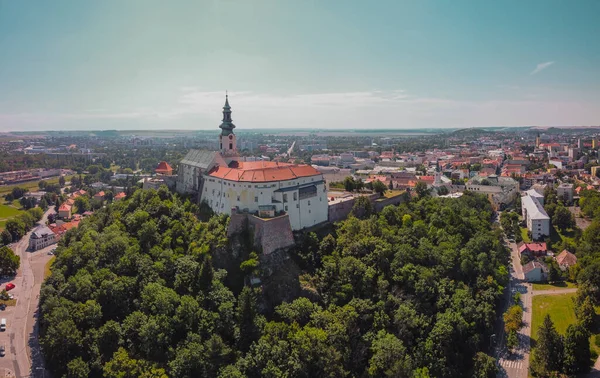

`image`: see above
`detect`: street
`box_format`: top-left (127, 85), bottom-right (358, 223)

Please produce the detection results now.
top-left (0, 209), bottom-right (54, 378)
top-left (496, 239), bottom-right (532, 378)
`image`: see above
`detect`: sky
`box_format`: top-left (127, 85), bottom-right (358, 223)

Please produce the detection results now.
top-left (0, 0), bottom-right (599, 131)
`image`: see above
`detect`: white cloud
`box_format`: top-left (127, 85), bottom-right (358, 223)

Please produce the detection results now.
top-left (530, 61), bottom-right (554, 75)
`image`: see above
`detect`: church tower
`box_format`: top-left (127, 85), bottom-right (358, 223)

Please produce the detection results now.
top-left (219, 94), bottom-right (237, 156)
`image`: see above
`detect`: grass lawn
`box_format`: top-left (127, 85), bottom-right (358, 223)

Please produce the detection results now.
top-left (44, 256), bottom-right (56, 279)
top-left (382, 190), bottom-right (406, 199)
top-left (0, 175), bottom-right (72, 197)
top-left (532, 292), bottom-right (600, 356)
top-left (531, 293), bottom-right (577, 343)
top-left (533, 281), bottom-right (577, 291)
top-left (0, 204), bottom-right (24, 218)
top-left (520, 227), bottom-right (531, 242)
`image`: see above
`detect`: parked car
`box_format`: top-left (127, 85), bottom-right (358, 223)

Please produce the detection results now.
top-left (0, 344), bottom-right (4, 356)
top-left (0, 304), bottom-right (6, 311)
top-left (5, 284), bottom-right (14, 291)
top-left (47, 251), bottom-right (54, 255)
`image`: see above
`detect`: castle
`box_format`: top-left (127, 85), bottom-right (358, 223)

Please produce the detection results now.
top-left (176, 96), bottom-right (328, 231)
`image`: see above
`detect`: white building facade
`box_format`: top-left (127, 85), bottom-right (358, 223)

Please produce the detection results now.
top-left (521, 193), bottom-right (550, 241)
top-left (202, 164), bottom-right (328, 230)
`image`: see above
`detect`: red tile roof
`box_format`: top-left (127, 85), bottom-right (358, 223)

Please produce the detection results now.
top-left (556, 250), bottom-right (577, 267)
top-left (155, 161), bottom-right (173, 173)
top-left (94, 191), bottom-right (105, 197)
top-left (207, 162), bottom-right (321, 183)
top-left (114, 192), bottom-right (126, 199)
top-left (59, 203), bottom-right (71, 212)
top-left (518, 242), bottom-right (547, 254)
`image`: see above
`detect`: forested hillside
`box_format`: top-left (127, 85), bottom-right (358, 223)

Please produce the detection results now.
top-left (39, 188), bottom-right (508, 378)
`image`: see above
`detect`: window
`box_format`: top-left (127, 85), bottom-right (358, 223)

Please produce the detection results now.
top-left (296, 204), bottom-right (299, 208)
top-left (309, 209), bottom-right (311, 213)
top-left (308, 200), bottom-right (311, 205)
top-left (293, 192), bottom-right (297, 201)
top-left (237, 195), bottom-right (240, 201)
top-left (285, 206), bottom-right (288, 211)
top-left (255, 196), bottom-right (258, 202)
top-left (229, 143), bottom-right (233, 149)
top-left (283, 194), bottom-right (288, 202)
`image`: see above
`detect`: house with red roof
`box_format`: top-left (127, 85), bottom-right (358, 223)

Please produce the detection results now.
top-left (555, 250), bottom-right (577, 270)
top-left (93, 191), bottom-right (105, 201)
top-left (518, 242), bottom-right (548, 258)
top-left (58, 203), bottom-right (72, 219)
top-left (155, 161), bottom-right (173, 176)
top-left (114, 192), bottom-right (126, 201)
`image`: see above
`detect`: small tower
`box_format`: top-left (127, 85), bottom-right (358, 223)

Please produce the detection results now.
top-left (219, 94), bottom-right (237, 155)
top-left (535, 133), bottom-right (540, 148)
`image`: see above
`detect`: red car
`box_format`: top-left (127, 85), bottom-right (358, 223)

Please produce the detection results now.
top-left (5, 284), bottom-right (14, 291)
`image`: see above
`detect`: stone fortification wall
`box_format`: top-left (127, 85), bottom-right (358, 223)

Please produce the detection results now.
top-left (227, 211), bottom-right (295, 255)
top-left (373, 192), bottom-right (409, 212)
top-left (327, 194), bottom-right (379, 223)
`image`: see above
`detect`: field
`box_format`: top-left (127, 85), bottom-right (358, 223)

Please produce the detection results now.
top-left (0, 175), bottom-right (73, 197)
top-left (533, 281), bottom-right (577, 291)
top-left (531, 293), bottom-right (577, 342)
top-left (0, 202), bottom-right (25, 231)
top-left (531, 292), bottom-right (600, 355)
top-left (381, 190), bottom-right (406, 199)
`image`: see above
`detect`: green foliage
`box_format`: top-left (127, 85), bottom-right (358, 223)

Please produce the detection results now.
top-left (350, 195), bottom-right (373, 219)
top-left (39, 189), bottom-right (508, 378)
top-left (0, 246), bottom-right (20, 276)
top-left (552, 205), bottom-right (575, 231)
top-left (371, 180), bottom-right (387, 196)
top-left (414, 181), bottom-right (429, 198)
top-left (472, 352), bottom-right (497, 378)
top-left (503, 305), bottom-right (523, 334)
top-left (530, 315), bottom-right (564, 376)
top-left (562, 323), bottom-right (590, 375)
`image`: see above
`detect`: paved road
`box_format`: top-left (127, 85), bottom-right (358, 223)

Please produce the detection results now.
top-left (0, 209), bottom-right (54, 378)
top-left (497, 240), bottom-right (532, 378)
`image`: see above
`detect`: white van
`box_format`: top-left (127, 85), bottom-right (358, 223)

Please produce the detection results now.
top-left (0, 319), bottom-right (6, 331)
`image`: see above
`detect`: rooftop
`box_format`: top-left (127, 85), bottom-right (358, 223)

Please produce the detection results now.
top-left (522, 194), bottom-right (550, 220)
top-left (208, 162), bottom-right (321, 183)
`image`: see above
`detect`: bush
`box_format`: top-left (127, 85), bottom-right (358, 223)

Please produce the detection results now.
top-left (594, 334), bottom-right (600, 348)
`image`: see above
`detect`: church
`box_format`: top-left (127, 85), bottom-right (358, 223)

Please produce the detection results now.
top-left (176, 96), bottom-right (328, 231)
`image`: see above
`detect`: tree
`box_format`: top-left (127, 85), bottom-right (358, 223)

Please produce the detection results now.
top-left (415, 181), bottom-right (429, 199)
top-left (506, 331), bottom-right (518, 352)
top-left (437, 186), bottom-right (449, 196)
top-left (372, 180), bottom-right (387, 196)
top-left (367, 331), bottom-right (411, 377)
top-left (575, 295), bottom-right (595, 331)
top-left (351, 196), bottom-right (373, 220)
top-left (530, 315), bottom-right (563, 376)
top-left (59, 175), bottom-right (66, 187)
top-left (66, 357), bottom-right (91, 378)
top-left (4, 218), bottom-right (25, 241)
top-left (562, 323), bottom-right (590, 375)
top-left (473, 352), bottom-right (498, 378)
top-left (552, 205), bottom-right (575, 231)
top-left (0, 246), bottom-right (19, 276)
top-left (343, 176), bottom-right (355, 192)
top-left (503, 305), bottom-right (523, 334)
top-left (0, 230), bottom-right (12, 246)
top-left (74, 196), bottom-right (90, 214)
top-left (237, 287), bottom-right (259, 353)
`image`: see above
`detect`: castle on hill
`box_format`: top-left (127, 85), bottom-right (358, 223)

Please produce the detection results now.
top-left (176, 95), bottom-right (328, 231)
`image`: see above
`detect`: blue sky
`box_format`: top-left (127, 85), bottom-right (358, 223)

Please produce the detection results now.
top-left (0, 0), bottom-right (599, 131)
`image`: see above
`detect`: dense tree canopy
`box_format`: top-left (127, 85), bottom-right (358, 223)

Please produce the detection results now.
top-left (40, 188), bottom-right (508, 377)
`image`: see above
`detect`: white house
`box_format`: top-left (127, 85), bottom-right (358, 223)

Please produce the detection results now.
top-left (523, 261), bottom-right (548, 282)
top-left (29, 226), bottom-right (57, 251)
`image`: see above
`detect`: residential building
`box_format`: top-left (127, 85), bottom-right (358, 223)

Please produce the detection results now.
top-left (556, 183), bottom-right (574, 204)
top-left (523, 261), bottom-right (548, 282)
top-left (466, 175), bottom-right (519, 210)
top-left (555, 249), bottom-right (577, 271)
top-left (518, 242), bottom-right (548, 258)
top-left (58, 203), bottom-right (72, 219)
top-left (29, 226), bottom-right (57, 251)
top-left (155, 161), bottom-right (173, 176)
top-left (521, 193), bottom-right (550, 241)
